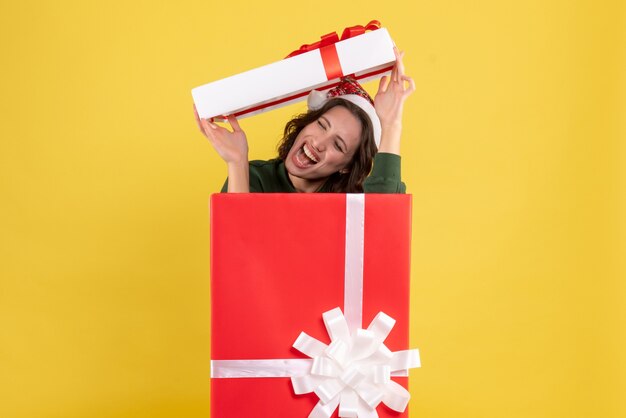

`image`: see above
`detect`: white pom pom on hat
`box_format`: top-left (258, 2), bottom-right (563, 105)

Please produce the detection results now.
top-left (307, 77), bottom-right (382, 148)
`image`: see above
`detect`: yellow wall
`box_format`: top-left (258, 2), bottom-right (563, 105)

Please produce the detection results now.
top-left (1, 1), bottom-right (624, 417)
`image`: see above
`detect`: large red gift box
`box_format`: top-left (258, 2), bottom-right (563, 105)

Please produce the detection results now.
top-left (210, 194), bottom-right (418, 417)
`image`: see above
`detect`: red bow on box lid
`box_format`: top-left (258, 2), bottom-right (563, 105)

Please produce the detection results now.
top-left (286, 20), bottom-right (382, 81)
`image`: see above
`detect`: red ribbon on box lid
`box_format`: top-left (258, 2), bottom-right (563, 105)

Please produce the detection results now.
top-left (286, 20), bottom-right (382, 81)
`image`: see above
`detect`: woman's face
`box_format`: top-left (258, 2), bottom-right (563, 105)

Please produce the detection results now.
top-left (285, 105), bottom-right (362, 189)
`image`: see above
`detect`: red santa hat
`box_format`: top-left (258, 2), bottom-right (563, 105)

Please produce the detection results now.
top-left (307, 76), bottom-right (382, 148)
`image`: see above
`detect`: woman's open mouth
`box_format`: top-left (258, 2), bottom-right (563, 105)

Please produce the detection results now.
top-left (293, 143), bottom-right (319, 168)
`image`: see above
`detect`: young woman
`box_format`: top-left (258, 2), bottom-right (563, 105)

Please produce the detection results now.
top-left (195, 47), bottom-right (414, 193)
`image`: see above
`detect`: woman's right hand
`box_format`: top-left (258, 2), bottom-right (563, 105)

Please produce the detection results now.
top-left (194, 105), bottom-right (248, 164)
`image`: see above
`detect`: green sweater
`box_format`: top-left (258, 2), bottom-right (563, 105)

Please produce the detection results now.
top-left (221, 152), bottom-right (406, 193)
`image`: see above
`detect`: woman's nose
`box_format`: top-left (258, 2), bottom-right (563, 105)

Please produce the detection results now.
top-left (311, 136), bottom-right (327, 152)
top-left (314, 132), bottom-right (334, 151)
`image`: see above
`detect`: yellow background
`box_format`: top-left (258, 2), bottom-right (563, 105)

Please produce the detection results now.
top-left (1, 1), bottom-right (624, 417)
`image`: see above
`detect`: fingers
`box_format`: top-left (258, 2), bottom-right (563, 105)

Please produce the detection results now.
top-left (193, 104), bottom-right (203, 133)
top-left (194, 105), bottom-right (222, 139)
top-left (227, 115), bottom-right (242, 132)
top-left (402, 75), bottom-right (416, 96)
top-left (395, 50), bottom-right (405, 80)
top-left (391, 47), bottom-right (413, 95)
top-left (198, 116), bottom-right (209, 137)
top-left (392, 47), bottom-right (406, 82)
top-left (390, 61), bottom-right (398, 83)
top-left (199, 117), bottom-right (218, 141)
top-left (377, 75), bottom-right (389, 94)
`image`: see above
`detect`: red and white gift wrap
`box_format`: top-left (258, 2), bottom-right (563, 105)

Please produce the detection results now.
top-left (193, 21), bottom-right (396, 121)
top-left (210, 194), bottom-right (420, 417)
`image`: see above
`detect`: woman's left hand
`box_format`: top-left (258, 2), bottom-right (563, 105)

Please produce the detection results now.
top-left (374, 47), bottom-right (415, 154)
top-left (374, 47), bottom-right (415, 127)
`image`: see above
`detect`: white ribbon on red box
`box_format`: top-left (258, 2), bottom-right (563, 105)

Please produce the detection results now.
top-left (211, 194), bottom-right (421, 417)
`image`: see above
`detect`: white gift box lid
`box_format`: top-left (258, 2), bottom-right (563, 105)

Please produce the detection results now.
top-left (192, 27), bottom-right (395, 121)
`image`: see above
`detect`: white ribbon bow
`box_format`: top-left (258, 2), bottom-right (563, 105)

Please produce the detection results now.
top-left (291, 307), bottom-right (420, 418)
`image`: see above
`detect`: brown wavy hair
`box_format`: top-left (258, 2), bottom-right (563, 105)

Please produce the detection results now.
top-left (277, 98), bottom-right (377, 192)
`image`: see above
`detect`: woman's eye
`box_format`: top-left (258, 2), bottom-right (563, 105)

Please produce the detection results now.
top-left (317, 120), bottom-right (326, 130)
top-left (334, 142), bottom-right (343, 152)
